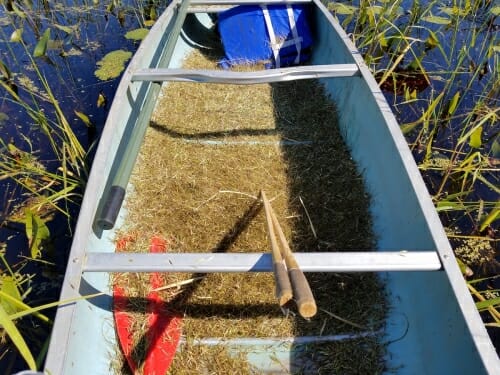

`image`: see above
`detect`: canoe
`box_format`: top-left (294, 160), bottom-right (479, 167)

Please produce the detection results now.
top-left (38, 0), bottom-right (499, 374)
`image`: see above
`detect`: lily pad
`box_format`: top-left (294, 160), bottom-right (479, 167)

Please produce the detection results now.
top-left (421, 15), bottom-right (451, 25)
top-left (125, 28), bottom-right (149, 41)
top-left (95, 50), bottom-right (132, 81)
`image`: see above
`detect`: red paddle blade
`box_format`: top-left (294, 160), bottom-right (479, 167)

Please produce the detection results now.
top-left (113, 285), bottom-right (138, 373)
top-left (144, 236), bottom-right (183, 374)
top-left (113, 235), bottom-right (182, 374)
top-left (144, 310), bottom-right (182, 374)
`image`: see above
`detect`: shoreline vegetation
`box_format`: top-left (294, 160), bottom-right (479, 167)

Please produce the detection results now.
top-left (0, 0), bottom-right (498, 371)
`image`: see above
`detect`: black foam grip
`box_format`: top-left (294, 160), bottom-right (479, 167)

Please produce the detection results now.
top-left (98, 185), bottom-right (126, 230)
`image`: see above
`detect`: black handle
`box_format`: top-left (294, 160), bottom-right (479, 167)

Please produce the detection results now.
top-left (98, 185), bottom-right (126, 230)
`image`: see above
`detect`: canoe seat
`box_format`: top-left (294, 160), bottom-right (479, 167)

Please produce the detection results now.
top-left (131, 64), bottom-right (360, 84)
top-left (83, 251), bottom-right (442, 273)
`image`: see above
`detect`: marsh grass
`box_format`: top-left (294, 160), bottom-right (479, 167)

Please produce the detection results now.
top-left (113, 50), bottom-right (386, 374)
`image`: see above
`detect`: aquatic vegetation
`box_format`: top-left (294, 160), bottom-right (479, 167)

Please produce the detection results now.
top-left (0, 247), bottom-right (104, 370)
top-left (95, 50), bottom-right (133, 80)
top-left (33, 28), bottom-right (50, 58)
top-left (0, 294), bottom-right (36, 371)
top-left (0, 249), bottom-right (50, 371)
top-left (125, 27), bottom-right (149, 41)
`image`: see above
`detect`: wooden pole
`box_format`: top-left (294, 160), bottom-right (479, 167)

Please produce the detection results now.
top-left (260, 191), bottom-right (293, 306)
top-left (262, 191), bottom-right (317, 319)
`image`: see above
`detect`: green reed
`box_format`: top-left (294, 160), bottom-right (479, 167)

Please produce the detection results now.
top-left (0, 34), bottom-right (88, 375)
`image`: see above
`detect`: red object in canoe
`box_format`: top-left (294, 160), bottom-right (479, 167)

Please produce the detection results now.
top-left (113, 235), bottom-right (182, 374)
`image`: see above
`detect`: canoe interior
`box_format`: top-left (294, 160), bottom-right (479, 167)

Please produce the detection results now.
top-left (44, 1), bottom-right (496, 374)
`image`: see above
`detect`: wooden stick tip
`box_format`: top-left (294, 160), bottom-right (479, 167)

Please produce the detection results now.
top-left (278, 292), bottom-right (293, 306)
top-left (298, 302), bottom-right (317, 319)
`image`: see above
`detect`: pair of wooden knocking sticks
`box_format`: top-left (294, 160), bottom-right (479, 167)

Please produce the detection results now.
top-left (260, 190), bottom-right (317, 319)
